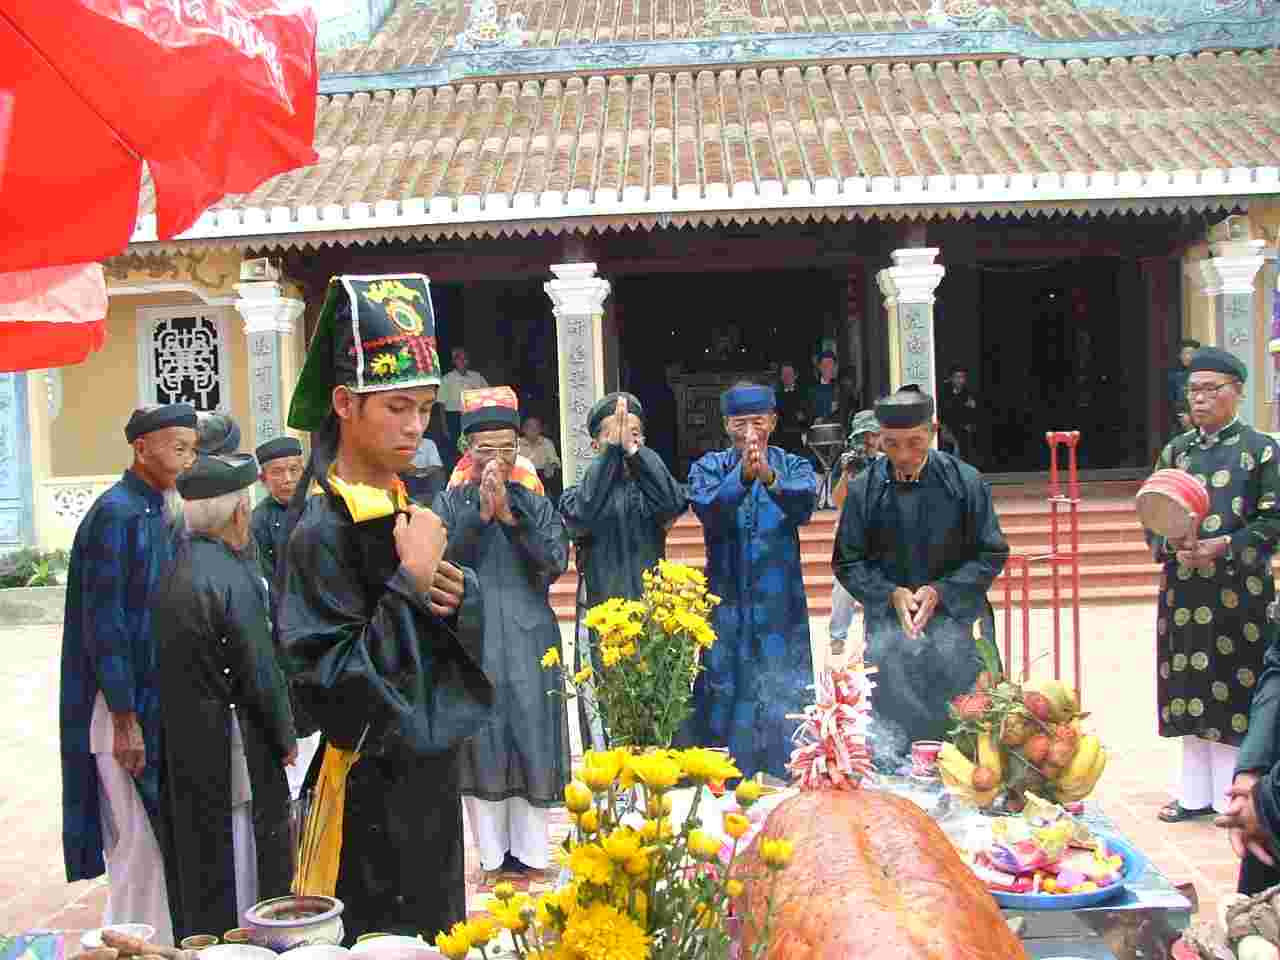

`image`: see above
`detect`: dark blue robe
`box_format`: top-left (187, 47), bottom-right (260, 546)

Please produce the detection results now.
top-left (834, 451), bottom-right (1008, 764)
top-left (60, 470), bottom-right (177, 881)
top-left (686, 446), bottom-right (817, 779)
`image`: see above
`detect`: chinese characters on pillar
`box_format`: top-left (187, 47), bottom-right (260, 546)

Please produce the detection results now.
top-left (248, 331), bottom-right (282, 442)
top-left (559, 312), bottom-right (600, 484)
top-left (899, 303), bottom-right (934, 390)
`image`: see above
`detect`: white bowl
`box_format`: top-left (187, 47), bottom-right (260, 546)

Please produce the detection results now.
top-left (349, 937), bottom-right (441, 960)
top-left (284, 948), bottom-right (351, 960)
top-left (81, 925), bottom-right (157, 950)
top-left (198, 946), bottom-right (278, 960)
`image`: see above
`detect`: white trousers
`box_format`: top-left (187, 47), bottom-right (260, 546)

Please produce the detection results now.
top-left (229, 709), bottom-right (259, 922)
top-left (1179, 736), bottom-right (1239, 814)
top-left (95, 754), bottom-right (174, 946)
top-left (286, 732), bottom-right (322, 801)
top-left (462, 797), bottom-right (549, 871)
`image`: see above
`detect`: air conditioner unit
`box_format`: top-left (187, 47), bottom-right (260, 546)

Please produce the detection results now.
top-left (240, 257), bottom-right (279, 282)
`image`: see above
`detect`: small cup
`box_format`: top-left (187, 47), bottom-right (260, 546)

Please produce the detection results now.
top-left (355, 933), bottom-right (391, 944)
top-left (910, 740), bottom-right (944, 778)
top-left (222, 930), bottom-right (253, 945)
top-left (180, 936), bottom-right (220, 951)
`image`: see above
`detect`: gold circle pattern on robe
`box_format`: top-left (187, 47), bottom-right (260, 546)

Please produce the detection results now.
top-left (1154, 422), bottom-right (1278, 747)
top-left (1232, 714), bottom-right (1249, 733)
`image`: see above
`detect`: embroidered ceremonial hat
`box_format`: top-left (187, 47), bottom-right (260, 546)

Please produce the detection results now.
top-left (875, 389), bottom-right (935, 429)
top-left (124, 403), bottom-right (197, 443)
top-left (177, 454), bottom-right (259, 500)
top-left (461, 385), bottom-right (521, 435)
top-left (256, 436), bottom-right (303, 465)
top-left (588, 392), bottom-right (644, 437)
top-left (288, 274), bottom-right (441, 432)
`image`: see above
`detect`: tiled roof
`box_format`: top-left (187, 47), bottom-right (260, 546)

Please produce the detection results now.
top-left (319, 0), bottom-right (1162, 74)
top-left (131, 50), bottom-right (1280, 244)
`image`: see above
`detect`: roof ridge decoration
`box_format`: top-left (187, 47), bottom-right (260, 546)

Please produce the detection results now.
top-left (318, 0), bottom-right (1279, 92)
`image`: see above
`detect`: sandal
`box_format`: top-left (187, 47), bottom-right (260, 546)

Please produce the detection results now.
top-left (1158, 801), bottom-right (1215, 823)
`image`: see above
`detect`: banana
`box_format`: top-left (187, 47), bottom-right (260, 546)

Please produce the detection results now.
top-left (939, 743), bottom-right (1000, 808)
top-left (977, 730), bottom-right (1004, 784)
top-left (1055, 737), bottom-right (1107, 802)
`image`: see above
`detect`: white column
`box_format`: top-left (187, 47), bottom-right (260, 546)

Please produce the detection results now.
top-left (876, 247), bottom-right (946, 401)
top-left (1198, 239), bottom-right (1265, 424)
top-left (234, 281), bottom-right (305, 447)
top-left (545, 263), bottom-right (611, 485)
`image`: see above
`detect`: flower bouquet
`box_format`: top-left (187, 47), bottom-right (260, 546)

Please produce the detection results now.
top-left (432, 747), bottom-right (793, 960)
top-left (937, 640), bottom-right (1107, 812)
top-left (544, 560), bottom-right (720, 749)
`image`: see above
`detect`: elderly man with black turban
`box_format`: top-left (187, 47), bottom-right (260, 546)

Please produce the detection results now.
top-left (834, 388), bottom-right (1009, 770)
top-left (1144, 346), bottom-right (1280, 834)
top-left (559, 392), bottom-right (687, 748)
top-left (686, 383), bottom-right (818, 779)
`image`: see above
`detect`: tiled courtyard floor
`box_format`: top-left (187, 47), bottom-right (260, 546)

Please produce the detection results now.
top-left (0, 603), bottom-right (1249, 939)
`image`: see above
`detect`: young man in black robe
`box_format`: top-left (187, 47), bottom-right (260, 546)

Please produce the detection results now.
top-left (433, 386), bottom-right (570, 881)
top-left (833, 389), bottom-right (1009, 769)
top-left (155, 453), bottom-right (297, 940)
top-left (559, 393), bottom-right (687, 748)
top-left (276, 274), bottom-right (493, 942)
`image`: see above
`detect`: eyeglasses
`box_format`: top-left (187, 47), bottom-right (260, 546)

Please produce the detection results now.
top-left (472, 444), bottom-right (518, 461)
top-left (1185, 382), bottom-right (1238, 400)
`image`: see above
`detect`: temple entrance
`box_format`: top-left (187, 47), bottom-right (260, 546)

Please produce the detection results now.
top-left (937, 257), bottom-right (1162, 476)
top-left (616, 268), bottom-right (842, 479)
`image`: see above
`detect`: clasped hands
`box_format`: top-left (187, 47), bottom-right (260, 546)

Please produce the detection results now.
top-left (1216, 772), bottom-right (1278, 867)
top-left (1173, 534), bottom-right (1229, 570)
top-left (393, 504), bottom-right (466, 617)
top-left (740, 428), bottom-right (775, 487)
top-left (599, 396), bottom-right (641, 455)
top-left (891, 585), bottom-right (940, 639)
top-left (475, 459), bottom-right (516, 526)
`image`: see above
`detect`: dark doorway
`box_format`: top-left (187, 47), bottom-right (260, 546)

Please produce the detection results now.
top-left (978, 258), bottom-right (1148, 473)
top-left (616, 268), bottom-right (841, 476)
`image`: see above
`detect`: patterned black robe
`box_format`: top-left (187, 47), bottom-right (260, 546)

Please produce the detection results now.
top-left (1151, 420), bottom-right (1280, 747)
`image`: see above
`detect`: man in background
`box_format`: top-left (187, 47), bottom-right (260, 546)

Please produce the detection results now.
top-left (774, 361), bottom-right (809, 457)
top-left (519, 414), bottom-right (562, 501)
top-left (828, 410), bottom-right (882, 662)
top-left (939, 366), bottom-right (980, 463)
top-left (251, 436), bottom-right (304, 596)
top-left (440, 346), bottom-right (488, 442)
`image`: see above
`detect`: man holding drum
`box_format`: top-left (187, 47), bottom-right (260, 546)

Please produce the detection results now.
top-left (1147, 347), bottom-right (1280, 834)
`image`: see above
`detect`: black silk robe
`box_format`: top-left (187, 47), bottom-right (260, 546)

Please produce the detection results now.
top-left (433, 483), bottom-right (571, 808)
top-left (1150, 421), bottom-right (1280, 748)
top-left (277, 490), bottom-right (492, 942)
top-left (251, 496), bottom-right (290, 594)
top-left (834, 451), bottom-right (1009, 762)
top-left (559, 445), bottom-right (687, 745)
top-left (155, 534), bottom-right (296, 940)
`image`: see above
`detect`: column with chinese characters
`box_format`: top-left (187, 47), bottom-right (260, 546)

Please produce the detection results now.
top-left (234, 280), bottom-right (305, 448)
top-left (1198, 238), bottom-right (1266, 424)
top-left (877, 247), bottom-right (946, 402)
top-left (544, 263), bottom-right (611, 485)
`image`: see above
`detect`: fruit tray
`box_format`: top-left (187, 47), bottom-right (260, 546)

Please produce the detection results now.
top-left (989, 832), bottom-right (1146, 911)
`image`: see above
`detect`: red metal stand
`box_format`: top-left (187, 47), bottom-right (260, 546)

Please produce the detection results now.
top-left (996, 431), bottom-right (1085, 705)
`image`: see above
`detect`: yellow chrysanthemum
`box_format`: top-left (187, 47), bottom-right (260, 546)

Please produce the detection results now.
top-left (463, 916), bottom-right (497, 946)
top-left (561, 902), bottom-right (649, 960)
top-left (602, 827), bottom-right (643, 863)
top-left (723, 812), bottom-right (750, 840)
top-left (536, 883), bottom-right (580, 929)
top-left (573, 665), bottom-right (593, 684)
top-left (541, 646), bottom-right (561, 668)
top-left (687, 829), bottom-right (721, 860)
top-left (735, 779), bottom-right (764, 807)
top-left (493, 880), bottom-right (516, 902)
top-left (564, 780), bottom-right (593, 813)
top-left (760, 838), bottom-right (795, 869)
top-left (619, 641), bottom-right (637, 658)
top-left (579, 749), bottom-right (623, 792)
top-left (601, 646), bottom-right (623, 668)
top-left (488, 896), bottom-right (532, 932)
top-left (629, 751), bottom-right (682, 791)
top-left (578, 808), bottom-right (600, 834)
top-left (645, 793), bottom-right (673, 818)
top-left (566, 842), bottom-right (614, 886)
top-left (434, 922), bottom-right (471, 959)
top-left (639, 817), bottom-right (671, 842)
top-left (678, 747), bottom-right (741, 784)
top-left (726, 878), bottom-right (745, 897)
top-left (623, 848), bottom-right (651, 879)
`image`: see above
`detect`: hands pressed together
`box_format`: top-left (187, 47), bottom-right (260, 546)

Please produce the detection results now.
top-left (601, 396), bottom-right (641, 455)
top-left (1174, 534), bottom-right (1230, 570)
top-left (739, 427), bottom-right (775, 487)
top-left (476, 459), bottom-right (515, 526)
top-left (890, 585), bottom-right (939, 640)
top-left (1217, 772), bottom-right (1277, 866)
top-left (394, 504), bottom-right (466, 617)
